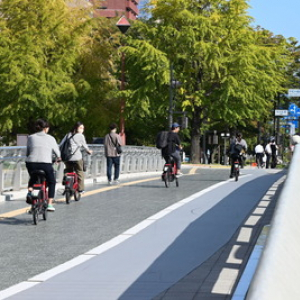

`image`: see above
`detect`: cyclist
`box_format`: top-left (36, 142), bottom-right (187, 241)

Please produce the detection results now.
top-left (26, 119), bottom-right (60, 211)
top-left (162, 123), bottom-right (183, 175)
top-left (61, 121), bottom-right (92, 193)
top-left (229, 132), bottom-right (247, 178)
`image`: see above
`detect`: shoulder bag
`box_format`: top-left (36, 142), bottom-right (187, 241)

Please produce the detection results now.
top-left (109, 134), bottom-right (122, 154)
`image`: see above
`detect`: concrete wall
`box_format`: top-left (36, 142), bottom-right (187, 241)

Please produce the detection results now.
top-left (247, 144), bottom-right (300, 299)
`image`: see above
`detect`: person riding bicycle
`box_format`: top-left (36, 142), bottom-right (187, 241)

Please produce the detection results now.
top-left (229, 132), bottom-right (247, 178)
top-left (162, 123), bottom-right (183, 176)
top-left (26, 119), bottom-right (61, 211)
top-left (61, 121), bottom-right (92, 194)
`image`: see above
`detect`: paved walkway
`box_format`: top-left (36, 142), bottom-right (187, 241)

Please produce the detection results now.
top-left (0, 168), bottom-right (284, 300)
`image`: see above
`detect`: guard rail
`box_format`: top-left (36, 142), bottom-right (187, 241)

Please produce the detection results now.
top-left (0, 145), bottom-right (164, 193)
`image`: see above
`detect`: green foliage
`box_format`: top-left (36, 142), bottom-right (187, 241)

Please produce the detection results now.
top-left (0, 0), bottom-right (91, 139)
top-left (125, 0), bottom-right (292, 161)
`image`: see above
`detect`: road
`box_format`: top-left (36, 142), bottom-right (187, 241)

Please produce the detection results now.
top-left (0, 166), bottom-right (285, 299)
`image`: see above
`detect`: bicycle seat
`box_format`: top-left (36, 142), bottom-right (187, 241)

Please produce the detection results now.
top-left (30, 170), bottom-right (46, 176)
top-left (30, 170), bottom-right (46, 183)
top-left (164, 155), bottom-right (175, 165)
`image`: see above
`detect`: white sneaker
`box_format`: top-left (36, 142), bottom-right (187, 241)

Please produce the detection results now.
top-left (113, 180), bottom-right (120, 185)
top-left (108, 181), bottom-right (112, 185)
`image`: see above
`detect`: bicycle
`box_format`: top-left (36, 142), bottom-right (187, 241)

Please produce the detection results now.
top-left (162, 156), bottom-right (179, 188)
top-left (28, 170), bottom-right (48, 225)
top-left (63, 162), bottom-right (81, 204)
top-left (233, 156), bottom-right (240, 182)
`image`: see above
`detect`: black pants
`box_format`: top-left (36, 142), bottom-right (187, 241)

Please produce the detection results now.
top-left (266, 154), bottom-right (271, 168)
top-left (26, 162), bottom-right (56, 198)
top-left (256, 153), bottom-right (264, 167)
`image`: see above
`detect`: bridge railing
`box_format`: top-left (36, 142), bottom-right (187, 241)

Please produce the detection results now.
top-left (0, 145), bottom-right (164, 192)
top-left (246, 143), bottom-right (300, 299)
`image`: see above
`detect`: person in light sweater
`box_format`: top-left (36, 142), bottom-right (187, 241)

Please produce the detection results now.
top-left (26, 119), bottom-right (60, 211)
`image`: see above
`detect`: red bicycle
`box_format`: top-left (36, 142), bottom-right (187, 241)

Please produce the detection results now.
top-left (162, 156), bottom-right (179, 188)
top-left (28, 170), bottom-right (48, 225)
top-left (233, 156), bottom-right (240, 182)
top-left (63, 162), bottom-right (81, 204)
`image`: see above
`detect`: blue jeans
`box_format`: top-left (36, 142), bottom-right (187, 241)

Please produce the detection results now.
top-left (107, 157), bottom-right (120, 182)
top-left (170, 151), bottom-right (181, 170)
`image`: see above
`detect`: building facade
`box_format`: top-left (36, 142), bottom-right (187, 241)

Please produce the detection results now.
top-left (93, 0), bottom-right (139, 20)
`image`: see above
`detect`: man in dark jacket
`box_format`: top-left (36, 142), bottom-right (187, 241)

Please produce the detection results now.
top-left (162, 123), bottom-right (183, 175)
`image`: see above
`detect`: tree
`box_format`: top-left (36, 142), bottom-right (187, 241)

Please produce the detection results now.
top-left (125, 0), bottom-right (291, 162)
top-left (0, 0), bottom-right (91, 141)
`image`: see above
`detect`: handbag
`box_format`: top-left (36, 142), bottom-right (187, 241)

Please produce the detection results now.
top-left (109, 134), bottom-right (122, 154)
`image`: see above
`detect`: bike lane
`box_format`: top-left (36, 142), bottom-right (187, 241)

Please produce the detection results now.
top-left (0, 168), bottom-right (285, 300)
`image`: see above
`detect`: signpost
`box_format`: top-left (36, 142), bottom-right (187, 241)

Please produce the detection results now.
top-left (275, 110), bottom-right (288, 117)
top-left (288, 89), bottom-right (300, 98)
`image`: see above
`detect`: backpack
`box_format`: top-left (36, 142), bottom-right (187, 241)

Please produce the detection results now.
top-left (156, 131), bottom-right (169, 149)
top-left (60, 134), bottom-right (75, 162)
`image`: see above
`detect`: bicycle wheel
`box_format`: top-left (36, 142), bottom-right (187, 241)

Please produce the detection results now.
top-left (43, 201), bottom-right (48, 220)
top-left (235, 168), bottom-right (239, 181)
top-left (65, 190), bottom-right (71, 204)
top-left (74, 190), bottom-right (81, 201)
top-left (33, 207), bottom-right (39, 225)
top-left (164, 170), bottom-right (170, 188)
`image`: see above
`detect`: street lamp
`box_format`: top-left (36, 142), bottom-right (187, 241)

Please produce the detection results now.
top-left (221, 132), bottom-right (230, 165)
top-left (116, 16), bottom-right (131, 145)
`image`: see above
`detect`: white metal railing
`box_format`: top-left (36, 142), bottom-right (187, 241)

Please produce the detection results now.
top-left (246, 143), bottom-right (300, 300)
top-left (0, 145), bottom-right (164, 192)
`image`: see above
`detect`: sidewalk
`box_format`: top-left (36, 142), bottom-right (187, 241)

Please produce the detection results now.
top-left (0, 171), bottom-right (164, 202)
top-left (0, 170), bottom-right (284, 300)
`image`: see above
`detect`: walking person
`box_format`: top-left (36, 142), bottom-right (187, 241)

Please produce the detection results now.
top-left (265, 140), bottom-right (272, 169)
top-left (255, 141), bottom-right (264, 168)
top-left (60, 121), bottom-right (93, 193)
top-left (270, 139), bottom-right (278, 168)
top-left (104, 123), bottom-right (123, 185)
top-left (26, 119), bottom-right (61, 211)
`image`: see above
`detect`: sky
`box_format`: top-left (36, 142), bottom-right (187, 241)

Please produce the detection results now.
top-left (248, 0), bottom-right (300, 43)
top-left (138, 0), bottom-right (300, 43)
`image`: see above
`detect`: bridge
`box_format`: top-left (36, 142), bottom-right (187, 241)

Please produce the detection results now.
top-left (0, 145), bottom-right (292, 299)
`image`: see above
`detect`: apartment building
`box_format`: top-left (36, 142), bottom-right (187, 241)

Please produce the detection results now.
top-left (93, 0), bottom-right (139, 20)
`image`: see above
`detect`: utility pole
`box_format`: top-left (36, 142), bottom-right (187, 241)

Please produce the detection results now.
top-left (168, 64), bottom-right (173, 129)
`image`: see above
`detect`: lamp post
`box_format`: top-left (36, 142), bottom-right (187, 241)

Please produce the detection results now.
top-left (116, 16), bottom-right (131, 145)
top-left (221, 132), bottom-right (230, 165)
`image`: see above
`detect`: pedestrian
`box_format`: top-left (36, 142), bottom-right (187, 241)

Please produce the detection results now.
top-left (270, 139), bottom-right (278, 168)
top-left (26, 119), bottom-right (61, 211)
top-left (60, 121), bottom-right (93, 193)
top-left (104, 123), bottom-right (122, 185)
top-left (265, 139), bottom-right (272, 169)
top-left (255, 141), bottom-right (264, 168)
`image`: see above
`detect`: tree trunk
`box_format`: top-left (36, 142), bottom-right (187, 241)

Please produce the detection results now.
top-left (190, 107), bottom-right (202, 164)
